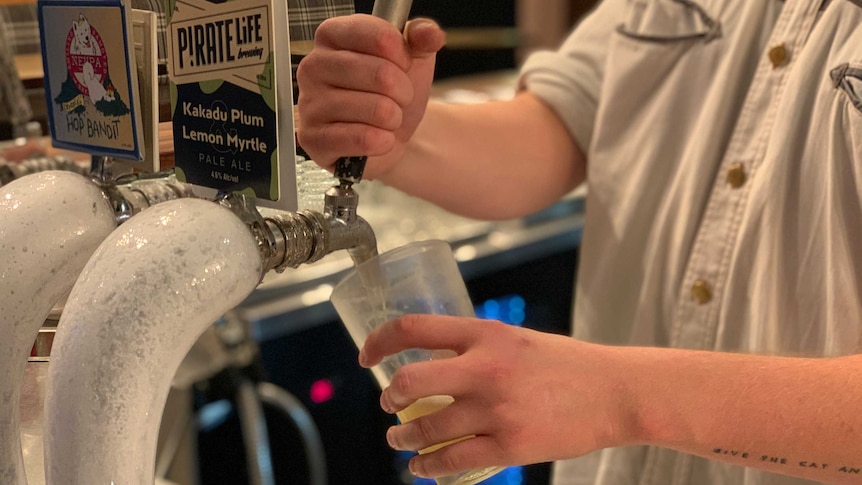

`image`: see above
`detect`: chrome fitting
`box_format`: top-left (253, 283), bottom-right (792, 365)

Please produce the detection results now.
top-left (324, 185), bottom-right (359, 223)
top-left (103, 170), bottom-right (197, 225)
top-left (264, 210), bottom-right (329, 271)
top-left (219, 184), bottom-right (378, 278)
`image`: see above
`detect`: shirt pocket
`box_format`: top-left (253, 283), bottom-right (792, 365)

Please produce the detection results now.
top-left (823, 61), bottom-right (862, 177)
top-left (831, 62), bottom-right (862, 115)
top-left (616, 0), bottom-right (721, 43)
top-left (598, 0), bottom-right (722, 132)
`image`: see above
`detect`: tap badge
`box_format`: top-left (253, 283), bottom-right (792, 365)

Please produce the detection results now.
top-left (56, 13), bottom-right (129, 116)
top-left (38, 0), bottom-right (143, 160)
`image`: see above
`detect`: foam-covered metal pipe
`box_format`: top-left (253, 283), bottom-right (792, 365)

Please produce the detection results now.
top-left (44, 198), bottom-right (262, 485)
top-left (0, 171), bottom-right (118, 485)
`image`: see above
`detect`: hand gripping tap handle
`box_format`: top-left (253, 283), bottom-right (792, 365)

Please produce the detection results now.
top-left (333, 0), bottom-right (413, 187)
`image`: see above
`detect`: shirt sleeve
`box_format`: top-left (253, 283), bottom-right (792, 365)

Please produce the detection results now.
top-left (519, 0), bottom-right (626, 154)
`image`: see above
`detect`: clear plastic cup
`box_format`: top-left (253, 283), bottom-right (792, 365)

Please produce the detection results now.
top-left (331, 239), bottom-right (504, 485)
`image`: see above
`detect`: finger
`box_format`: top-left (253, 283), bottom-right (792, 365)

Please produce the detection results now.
top-left (385, 397), bottom-right (482, 453)
top-left (296, 122), bottom-right (396, 167)
top-left (315, 14), bottom-right (411, 71)
top-left (297, 50), bottom-right (414, 107)
top-left (408, 434), bottom-right (505, 479)
top-left (404, 18), bottom-right (446, 58)
top-left (380, 359), bottom-right (473, 413)
top-left (302, 89), bottom-right (403, 131)
top-left (359, 314), bottom-right (486, 367)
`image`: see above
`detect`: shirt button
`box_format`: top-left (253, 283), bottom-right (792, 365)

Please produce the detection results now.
top-left (768, 43), bottom-right (789, 68)
top-left (691, 280), bottom-right (713, 305)
top-left (727, 163), bottom-right (747, 189)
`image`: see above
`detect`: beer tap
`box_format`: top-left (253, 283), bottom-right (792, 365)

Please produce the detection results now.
top-left (327, 0), bottom-right (413, 228)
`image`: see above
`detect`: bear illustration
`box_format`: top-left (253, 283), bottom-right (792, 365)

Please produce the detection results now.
top-left (70, 15), bottom-right (99, 56)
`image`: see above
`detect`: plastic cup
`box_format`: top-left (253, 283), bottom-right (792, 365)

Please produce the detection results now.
top-left (331, 239), bottom-right (504, 485)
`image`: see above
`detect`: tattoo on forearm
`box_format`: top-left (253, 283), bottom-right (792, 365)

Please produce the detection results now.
top-left (711, 448), bottom-right (861, 475)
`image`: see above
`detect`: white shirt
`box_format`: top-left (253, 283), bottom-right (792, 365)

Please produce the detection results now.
top-left (519, 0), bottom-right (862, 484)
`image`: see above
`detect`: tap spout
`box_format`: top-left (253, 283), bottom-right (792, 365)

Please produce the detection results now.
top-left (263, 208), bottom-right (378, 269)
top-left (44, 198), bottom-right (263, 485)
top-left (322, 185), bottom-right (378, 265)
top-left (218, 191), bottom-right (379, 272)
top-left (0, 171), bottom-right (118, 485)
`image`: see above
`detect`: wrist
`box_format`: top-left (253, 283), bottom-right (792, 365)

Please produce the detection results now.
top-left (374, 101), bottom-right (445, 185)
top-left (601, 345), bottom-right (684, 448)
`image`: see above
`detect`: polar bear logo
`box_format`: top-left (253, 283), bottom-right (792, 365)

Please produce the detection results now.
top-left (82, 61), bottom-right (113, 103)
top-left (70, 15), bottom-right (99, 56)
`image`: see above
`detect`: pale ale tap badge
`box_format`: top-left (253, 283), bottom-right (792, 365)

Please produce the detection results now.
top-left (38, 0), bottom-right (144, 161)
top-left (166, 0), bottom-right (297, 210)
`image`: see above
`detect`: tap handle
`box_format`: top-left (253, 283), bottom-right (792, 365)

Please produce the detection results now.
top-left (334, 155), bottom-right (367, 186)
top-left (333, 0), bottom-right (413, 186)
top-left (372, 0), bottom-right (413, 32)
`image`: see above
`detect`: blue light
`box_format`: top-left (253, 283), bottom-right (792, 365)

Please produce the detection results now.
top-left (475, 294), bottom-right (527, 326)
top-left (483, 300), bottom-right (501, 319)
top-left (508, 309), bottom-right (525, 325)
top-left (509, 296), bottom-right (526, 311)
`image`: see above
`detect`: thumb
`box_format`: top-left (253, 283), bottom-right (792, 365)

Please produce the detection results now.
top-left (405, 18), bottom-right (446, 58)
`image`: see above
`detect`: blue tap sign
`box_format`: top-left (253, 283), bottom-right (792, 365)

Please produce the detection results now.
top-left (38, 0), bottom-right (144, 161)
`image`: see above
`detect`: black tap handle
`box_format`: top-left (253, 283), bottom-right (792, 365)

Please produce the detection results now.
top-left (334, 156), bottom-right (368, 185)
top-left (333, 0), bottom-right (413, 186)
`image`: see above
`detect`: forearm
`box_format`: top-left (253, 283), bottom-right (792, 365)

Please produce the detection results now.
top-left (614, 346), bottom-right (862, 483)
top-left (377, 93), bottom-right (586, 220)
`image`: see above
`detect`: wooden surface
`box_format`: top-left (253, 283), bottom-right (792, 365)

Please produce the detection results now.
top-left (14, 53), bottom-right (43, 82)
top-left (0, 0), bottom-right (36, 5)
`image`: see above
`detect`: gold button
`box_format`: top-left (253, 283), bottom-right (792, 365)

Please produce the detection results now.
top-left (691, 280), bottom-right (713, 305)
top-left (727, 163), bottom-right (747, 189)
top-left (768, 44), bottom-right (789, 68)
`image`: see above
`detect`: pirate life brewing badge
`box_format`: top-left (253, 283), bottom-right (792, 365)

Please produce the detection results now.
top-left (166, 0), bottom-right (298, 211)
top-left (38, 0), bottom-right (144, 161)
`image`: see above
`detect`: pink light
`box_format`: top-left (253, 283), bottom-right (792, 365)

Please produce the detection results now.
top-left (309, 378), bottom-right (335, 404)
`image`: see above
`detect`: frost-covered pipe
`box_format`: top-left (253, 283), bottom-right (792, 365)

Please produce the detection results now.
top-left (0, 171), bottom-right (118, 485)
top-left (44, 198), bottom-right (262, 485)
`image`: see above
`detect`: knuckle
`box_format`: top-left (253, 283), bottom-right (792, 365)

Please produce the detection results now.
top-left (352, 126), bottom-right (374, 152)
top-left (295, 128), bottom-right (310, 148)
top-left (295, 131), bottom-right (318, 156)
top-left (314, 18), bottom-right (338, 42)
top-left (392, 366), bottom-right (419, 396)
top-left (373, 25), bottom-right (399, 58)
top-left (493, 437), bottom-right (518, 463)
top-left (485, 401), bottom-right (507, 425)
top-left (295, 54), bottom-right (319, 83)
top-left (374, 62), bottom-right (400, 96)
top-left (415, 416), bottom-right (438, 444)
top-left (315, 124), bottom-right (335, 148)
top-left (481, 358), bottom-right (513, 383)
top-left (393, 314), bottom-right (422, 337)
top-left (371, 97), bottom-right (401, 129)
top-left (439, 449), bottom-right (465, 474)
top-left (295, 125), bottom-right (314, 149)
top-left (294, 58), bottom-right (308, 82)
top-left (298, 125), bottom-right (335, 161)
